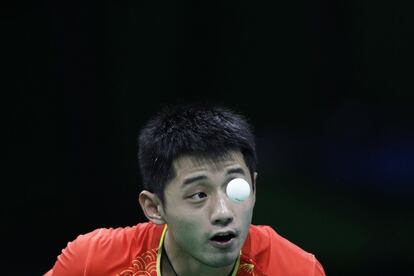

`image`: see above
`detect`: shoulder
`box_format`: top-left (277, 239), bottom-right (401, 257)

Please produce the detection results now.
top-left (48, 222), bottom-right (164, 275)
top-left (68, 222), bottom-right (156, 254)
top-left (240, 224), bottom-right (325, 276)
top-left (244, 224), bottom-right (313, 261)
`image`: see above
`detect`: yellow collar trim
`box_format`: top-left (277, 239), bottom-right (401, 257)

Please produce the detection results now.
top-left (156, 224), bottom-right (168, 276)
top-left (156, 224), bottom-right (240, 276)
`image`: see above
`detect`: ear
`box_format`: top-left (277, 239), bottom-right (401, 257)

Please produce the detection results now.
top-left (253, 172), bottom-right (258, 191)
top-left (138, 190), bottom-right (166, 225)
top-left (252, 172), bottom-right (258, 202)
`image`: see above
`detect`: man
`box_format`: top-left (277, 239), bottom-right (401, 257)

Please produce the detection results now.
top-left (46, 103), bottom-right (326, 275)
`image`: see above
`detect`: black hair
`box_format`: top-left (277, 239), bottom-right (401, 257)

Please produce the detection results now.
top-left (138, 103), bottom-right (257, 204)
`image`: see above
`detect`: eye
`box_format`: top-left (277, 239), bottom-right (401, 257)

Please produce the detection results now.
top-left (189, 192), bottom-right (207, 201)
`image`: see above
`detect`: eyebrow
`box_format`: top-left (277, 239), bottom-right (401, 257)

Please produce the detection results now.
top-left (182, 175), bottom-right (208, 186)
top-left (182, 167), bottom-right (246, 187)
top-left (226, 167), bottom-right (245, 176)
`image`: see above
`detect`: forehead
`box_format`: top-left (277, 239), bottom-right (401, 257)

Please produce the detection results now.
top-left (171, 151), bottom-right (248, 179)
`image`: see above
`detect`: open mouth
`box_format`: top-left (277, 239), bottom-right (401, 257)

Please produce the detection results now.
top-left (210, 232), bottom-right (236, 243)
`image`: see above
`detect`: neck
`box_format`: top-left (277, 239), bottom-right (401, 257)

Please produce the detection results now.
top-left (162, 231), bottom-right (236, 276)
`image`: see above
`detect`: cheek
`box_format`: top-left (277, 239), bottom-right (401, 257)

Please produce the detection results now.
top-left (238, 201), bottom-right (255, 223)
top-left (167, 209), bottom-right (203, 236)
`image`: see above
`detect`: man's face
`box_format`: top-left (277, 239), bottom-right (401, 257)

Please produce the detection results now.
top-left (160, 151), bottom-right (256, 268)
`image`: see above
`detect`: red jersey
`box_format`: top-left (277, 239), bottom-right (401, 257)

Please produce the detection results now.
top-left (46, 222), bottom-right (325, 276)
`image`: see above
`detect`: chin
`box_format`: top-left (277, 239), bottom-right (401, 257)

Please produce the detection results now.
top-left (205, 252), bottom-right (239, 268)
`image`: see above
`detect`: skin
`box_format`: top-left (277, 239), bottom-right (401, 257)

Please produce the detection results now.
top-left (139, 151), bottom-right (257, 276)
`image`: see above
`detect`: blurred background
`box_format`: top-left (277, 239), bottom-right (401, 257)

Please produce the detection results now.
top-left (5, 0), bottom-right (413, 275)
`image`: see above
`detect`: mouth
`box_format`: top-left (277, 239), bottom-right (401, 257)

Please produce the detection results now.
top-left (209, 231), bottom-right (238, 249)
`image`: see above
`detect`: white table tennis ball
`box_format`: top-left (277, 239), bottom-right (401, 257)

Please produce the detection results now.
top-left (226, 178), bottom-right (251, 203)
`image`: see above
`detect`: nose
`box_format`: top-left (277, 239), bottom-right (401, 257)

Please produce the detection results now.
top-left (210, 193), bottom-right (234, 226)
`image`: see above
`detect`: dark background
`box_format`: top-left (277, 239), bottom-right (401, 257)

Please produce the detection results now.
top-left (5, 1), bottom-right (414, 275)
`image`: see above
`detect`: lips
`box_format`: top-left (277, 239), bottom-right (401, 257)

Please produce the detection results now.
top-left (209, 230), bottom-right (238, 248)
